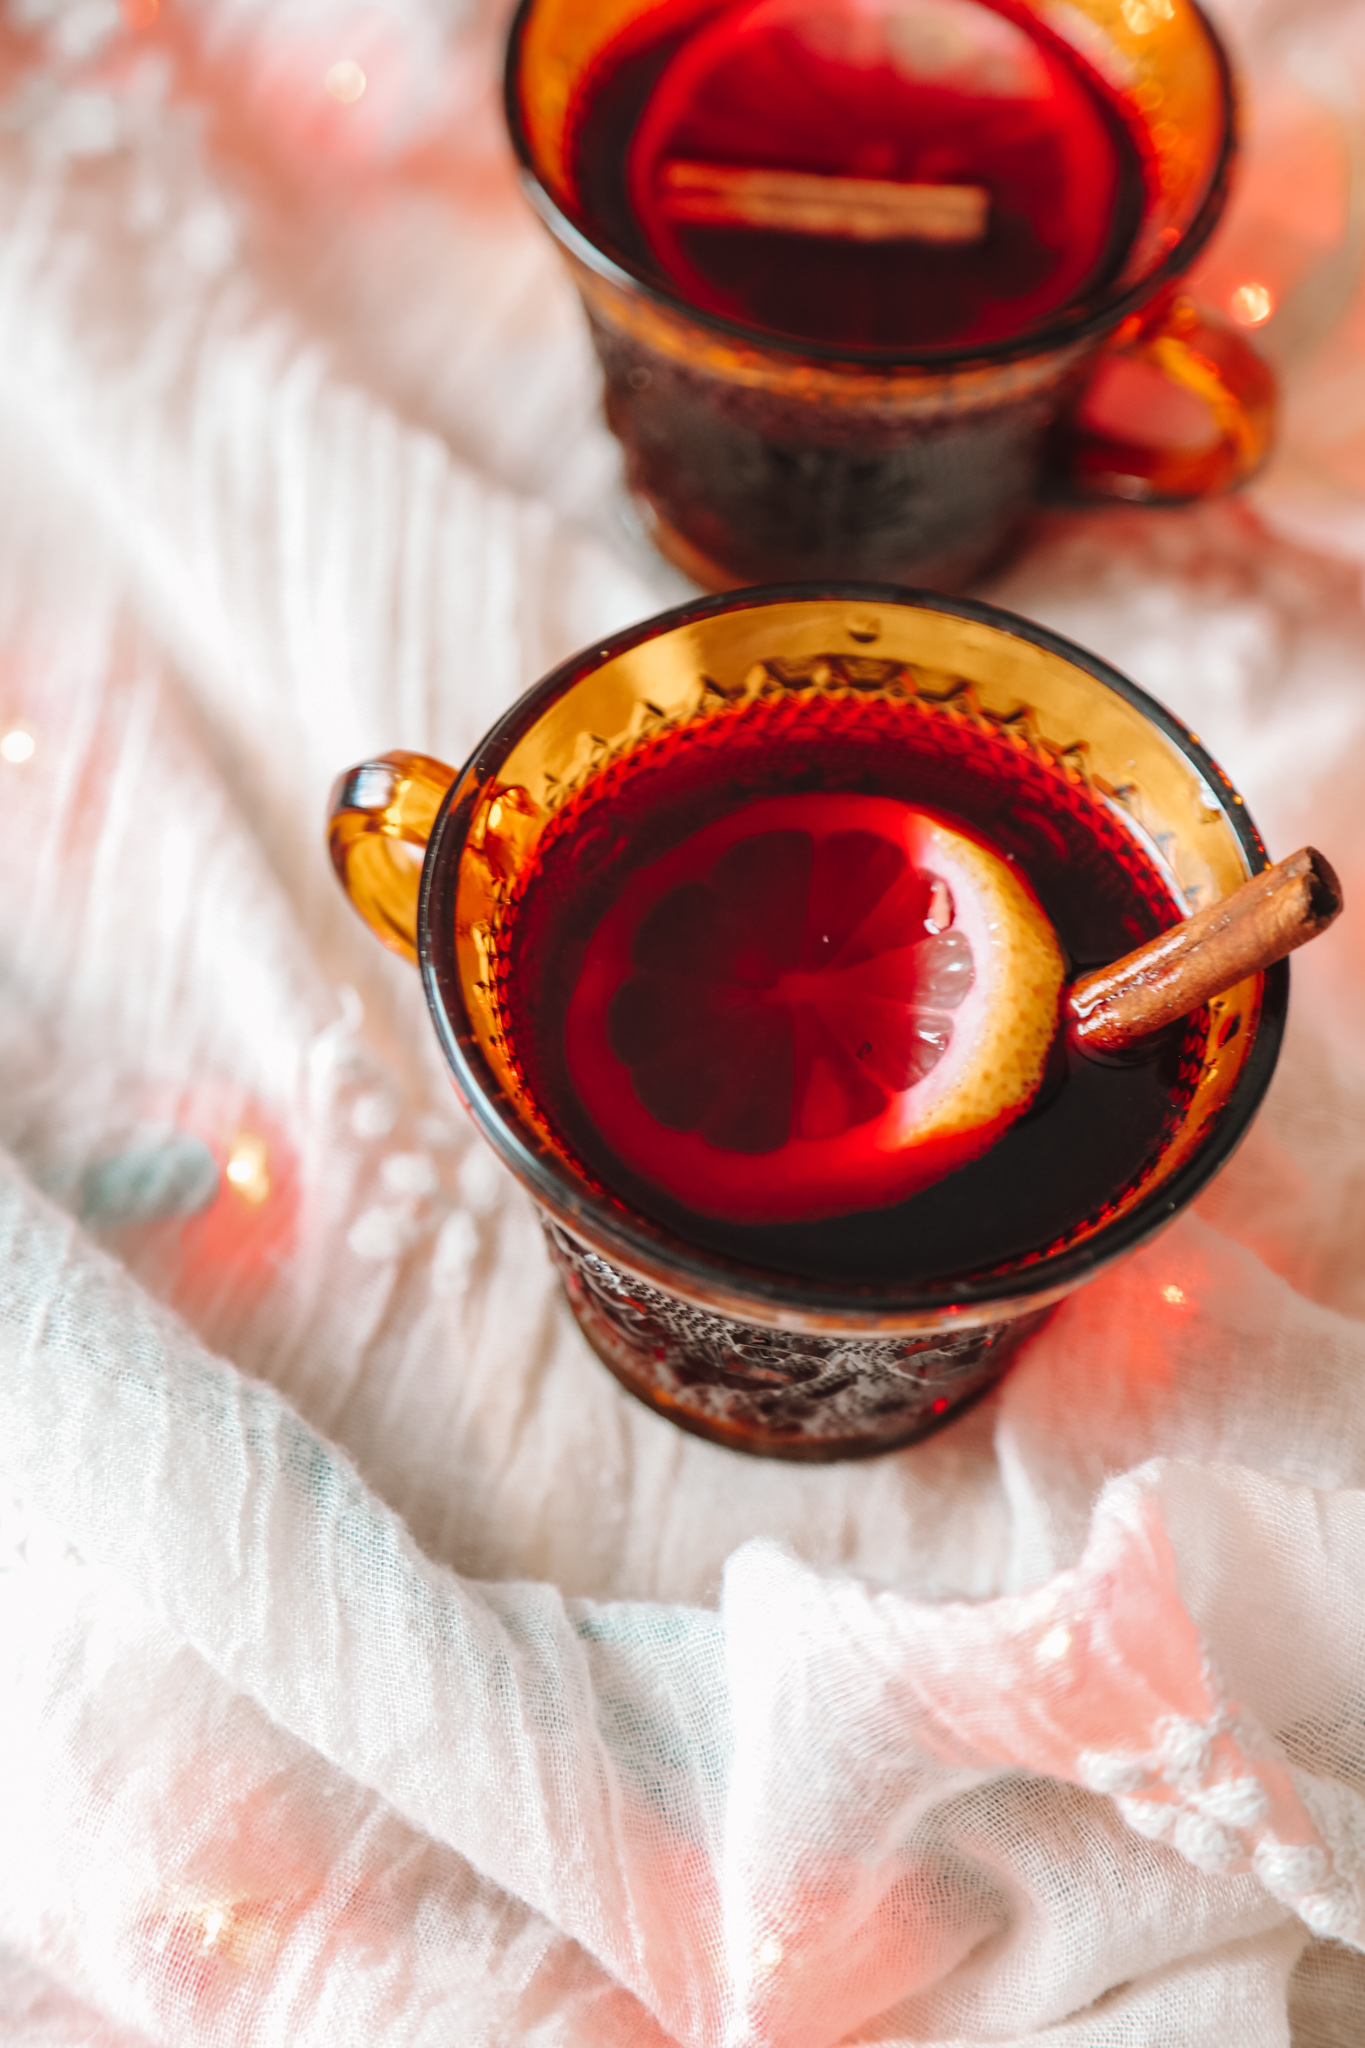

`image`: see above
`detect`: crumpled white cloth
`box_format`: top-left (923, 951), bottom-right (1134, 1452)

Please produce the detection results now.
top-left (3, 0), bottom-right (1365, 2041)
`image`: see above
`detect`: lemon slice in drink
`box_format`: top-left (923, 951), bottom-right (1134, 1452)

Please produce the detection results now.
top-left (566, 791), bottom-right (1065, 1222)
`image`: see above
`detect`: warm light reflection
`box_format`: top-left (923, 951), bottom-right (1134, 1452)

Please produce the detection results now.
top-left (198, 1906), bottom-right (228, 1950)
top-left (755, 1935), bottom-right (784, 1970)
top-left (144, 1894), bottom-right (285, 1982)
top-left (1229, 282), bottom-right (1274, 328)
top-left (1, 728), bottom-right (35, 763)
top-left (325, 59), bottom-right (367, 104)
top-left (122, 0), bottom-right (160, 26)
top-left (1162, 1283), bottom-right (1186, 1305)
top-left (1119, 0), bottom-right (1173, 33)
top-left (224, 1132), bottom-right (271, 1206)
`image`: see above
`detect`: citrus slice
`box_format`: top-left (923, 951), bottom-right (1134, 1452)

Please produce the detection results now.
top-left (565, 792), bottom-right (1065, 1222)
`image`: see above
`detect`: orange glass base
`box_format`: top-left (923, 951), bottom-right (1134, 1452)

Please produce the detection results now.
top-left (545, 1220), bottom-right (1046, 1461)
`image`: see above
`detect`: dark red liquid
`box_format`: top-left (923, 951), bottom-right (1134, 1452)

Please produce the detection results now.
top-left (568, 0), bottom-right (1146, 350)
top-left (497, 692), bottom-right (1202, 1289)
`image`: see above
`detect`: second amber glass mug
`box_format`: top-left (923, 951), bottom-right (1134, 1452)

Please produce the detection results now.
top-left (505, 0), bottom-right (1275, 590)
top-left (329, 587), bottom-right (1284, 1461)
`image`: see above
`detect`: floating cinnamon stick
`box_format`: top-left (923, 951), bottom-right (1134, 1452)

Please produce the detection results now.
top-left (1068, 846), bottom-right (1343, 1055)
top-left (657, 161), bottom-right (990, 245)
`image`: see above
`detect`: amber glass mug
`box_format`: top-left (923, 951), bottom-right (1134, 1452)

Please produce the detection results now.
top-left (505, 0), bottom-right (1274, 590)
top-left (329, 587), bottom-right (1284, 1461)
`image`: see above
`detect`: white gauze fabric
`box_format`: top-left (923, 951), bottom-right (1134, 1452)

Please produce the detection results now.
top-left (2, 0), bottom-right (1365, 2041)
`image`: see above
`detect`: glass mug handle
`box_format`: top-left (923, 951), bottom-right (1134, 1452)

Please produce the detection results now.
top-left (1052, 293), bottom-right (1277, 503)
top-left (327, 751), bottom-right (458, 963)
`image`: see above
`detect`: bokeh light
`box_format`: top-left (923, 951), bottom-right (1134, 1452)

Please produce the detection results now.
top-left (1229, 281), bottom-right (1274, 328)
top-left (224, 1132), bottom-right (271, 1207)
top-left (197, 1906), bottom-right (228, 1950)
top-left (1, 728), bottom-right (35, 763)
top-left (325, 59), bottom-right (367, 105)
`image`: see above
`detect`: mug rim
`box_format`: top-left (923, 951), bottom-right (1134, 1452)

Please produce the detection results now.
top-left (418, 582), bottom-right (1287, 1330)
top-left (503, 0), bottom-right (1238, 373)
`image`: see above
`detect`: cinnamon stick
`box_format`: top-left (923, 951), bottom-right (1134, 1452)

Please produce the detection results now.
top-left (657, 161), bottom-right (990, 245)
top-left (1068, 847), bottom-right (1342, 1055)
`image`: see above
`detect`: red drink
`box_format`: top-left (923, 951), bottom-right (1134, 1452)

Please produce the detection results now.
top-left (331, 589), bottom-right (1281, 1457)
top-left (498, 683), bottom-right (1200, 1290)
top-left (509, 0), bottom-right (1268, 588)
top-left (569, 0), bottom-right (1146, 352)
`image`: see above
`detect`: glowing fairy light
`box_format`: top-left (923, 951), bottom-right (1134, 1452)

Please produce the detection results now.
top-left (198, 1906), bottom-right (228, 1949)
top-left (1229, 282), bottom-right (1274, 328)
top-left (224, 1132), bottom-right (271, 1206)
top-left (150, 1894), bottom-right (284, 1971)
top-left (1120, 0), bottom-right (1173, 28)
top-left (1162, 1283), bottom-right (1186, 1305)
top-left (325, 59), bottom-right (367, 104)
top-left (1, 728), bottom-right (35, 763)
top-left (755, 1935), bottom-right (784, 1971)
